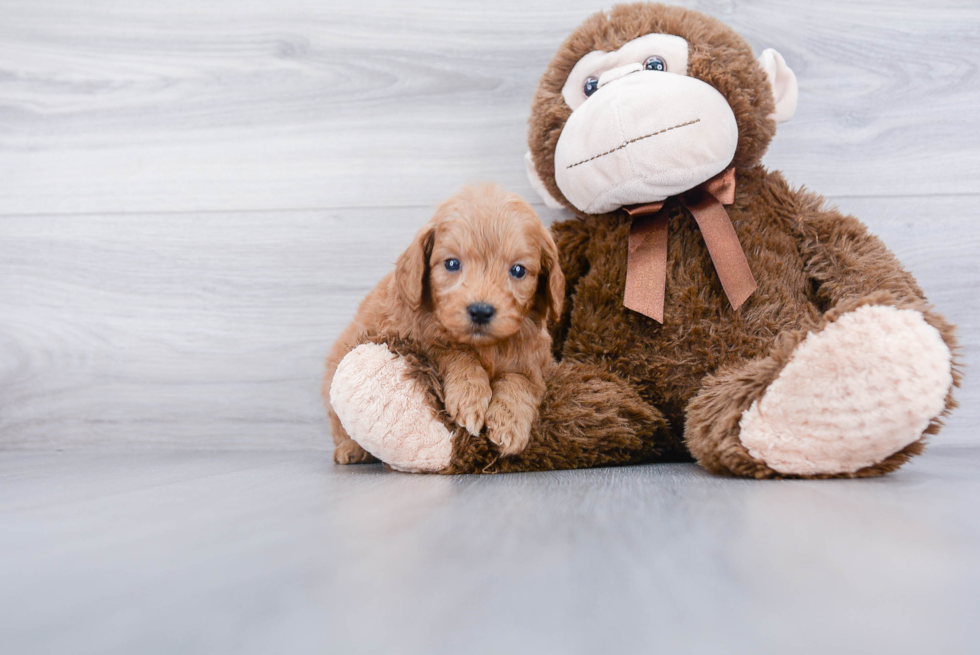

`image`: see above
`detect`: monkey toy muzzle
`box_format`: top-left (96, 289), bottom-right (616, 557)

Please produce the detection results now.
top-left (554, 69), bottom-right (739, 214)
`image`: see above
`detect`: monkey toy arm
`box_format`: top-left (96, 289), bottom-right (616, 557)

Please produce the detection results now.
top-left (794, 192), bottom-right (931, 310)
top-left (791, 191), bottom-right (959, 385)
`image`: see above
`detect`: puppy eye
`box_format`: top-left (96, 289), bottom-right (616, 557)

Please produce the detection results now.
top-left (583, 76), bottom-right (599, 97)
top-left (444, 258), bottom-right (461, 272)
top-left (644, 56), bottom-right (666, 72)
top-left (509, 264), bottom-right (527, 279)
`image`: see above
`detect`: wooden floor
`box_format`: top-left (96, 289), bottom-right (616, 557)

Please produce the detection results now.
top-left (1, 1), bottom-right (979, 653)
top-left (0, 448), bottom-right (977, 654)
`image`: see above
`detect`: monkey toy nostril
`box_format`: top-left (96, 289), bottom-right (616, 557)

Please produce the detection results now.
top-left (467, 303), bottom-right (496, 325)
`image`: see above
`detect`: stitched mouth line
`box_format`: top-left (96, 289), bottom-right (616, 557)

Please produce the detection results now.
top-left (566, 118), bottom-right (701, 169)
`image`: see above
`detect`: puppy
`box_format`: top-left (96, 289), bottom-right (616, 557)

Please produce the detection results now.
top-left (323, 183), bottom-right (564, 465)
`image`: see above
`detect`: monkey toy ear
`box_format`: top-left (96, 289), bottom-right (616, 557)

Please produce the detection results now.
top-left (758, 48), bottom-right (798, 123)
top-left (524, 151), bottom-right (564, 209)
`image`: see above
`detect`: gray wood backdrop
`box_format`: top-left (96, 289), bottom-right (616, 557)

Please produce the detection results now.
top-left (1, 0), bottom-right (977, 450)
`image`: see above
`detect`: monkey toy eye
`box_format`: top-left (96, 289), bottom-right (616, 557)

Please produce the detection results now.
top-left (445, 258), bottom-right (461, 272)
top-left (509, 264), bottom-right (527, 279)
top-left (583, 76), bottom-right (599, 97)
top-left (644, 56), bottom-right (667, 72)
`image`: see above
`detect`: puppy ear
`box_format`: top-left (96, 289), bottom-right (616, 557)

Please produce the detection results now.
top-left (536, 227), bottom-right (565, 321)
top-left (394, 224), bottom-right (435, 310)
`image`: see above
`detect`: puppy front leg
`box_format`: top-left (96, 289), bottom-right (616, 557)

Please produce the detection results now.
top-left (486, 371), bottom-right (545, 456)
top-left (439, 350), bottom-right (492, 437)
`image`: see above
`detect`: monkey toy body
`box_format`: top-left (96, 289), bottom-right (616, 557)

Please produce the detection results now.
top-left (327, 3), bottom-right (959, 478)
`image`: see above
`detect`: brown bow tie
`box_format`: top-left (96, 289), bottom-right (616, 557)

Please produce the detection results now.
top-left (623, 167), bottom-right (757, 323)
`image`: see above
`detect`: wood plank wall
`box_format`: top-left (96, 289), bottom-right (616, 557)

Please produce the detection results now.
top-left (1, 0), bottom-right (977, 449)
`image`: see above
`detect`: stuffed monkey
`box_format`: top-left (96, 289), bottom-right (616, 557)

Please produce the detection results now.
top-left (328, 3), bottom-right (959, 478)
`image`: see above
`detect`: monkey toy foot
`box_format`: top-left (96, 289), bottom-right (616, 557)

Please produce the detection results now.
top-left (737, 305), bottom-right (953, 476)
top-left (330, 342), bottom-right (453, 473)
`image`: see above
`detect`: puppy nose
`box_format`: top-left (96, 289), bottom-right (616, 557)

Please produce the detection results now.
top-left (467, 302), bottom-right (496, 325)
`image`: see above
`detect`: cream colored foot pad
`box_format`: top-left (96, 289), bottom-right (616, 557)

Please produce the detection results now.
top-left (331, 343), bottom-right (453, 473)
top-left (739, 305), bottom-right (953, 475)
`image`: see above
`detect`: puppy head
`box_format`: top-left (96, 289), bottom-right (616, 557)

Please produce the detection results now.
top-left (395, 183), bottom-right (564, 345)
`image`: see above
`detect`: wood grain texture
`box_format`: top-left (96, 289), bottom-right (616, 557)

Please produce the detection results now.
top-left (0, 207), bottom-right (428, 449)
top-left (0, 196), bottom-right (976, 449)
top-left (0, 0), bottom-right (978, 215)
top-left (1, 448), bottom-right (979, 654)
top-left (0, 0), bottom-right (977, 451)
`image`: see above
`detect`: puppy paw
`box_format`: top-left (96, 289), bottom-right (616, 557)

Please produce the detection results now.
top-left (333, 440), bottom-right (378, 465)
top-left (486, 400), bottom-right (533, 456)
top-left (444, 379), bottom-right (492, 436)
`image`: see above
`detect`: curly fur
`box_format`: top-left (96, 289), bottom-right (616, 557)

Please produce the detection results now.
top-left (323, 183), bottom-right (564, 463)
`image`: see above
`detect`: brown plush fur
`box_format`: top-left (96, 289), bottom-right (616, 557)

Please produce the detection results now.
top-left (546, 164), bottom-right (960, 477)
top-left (527, 3), bottom-right (960, 477)
top-left (369, 335), bottom-right (675, 474)
top-left (351, 3), bottom-right (960, 477)
top-left (323, 183), bottom-right (564, 463)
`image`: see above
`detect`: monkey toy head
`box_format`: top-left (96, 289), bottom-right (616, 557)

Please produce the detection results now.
top-left (525, 3), bottom-right (798, 215)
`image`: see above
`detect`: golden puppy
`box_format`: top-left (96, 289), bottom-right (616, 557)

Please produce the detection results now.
top-left (323, 183), bottom-right (564, 465)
